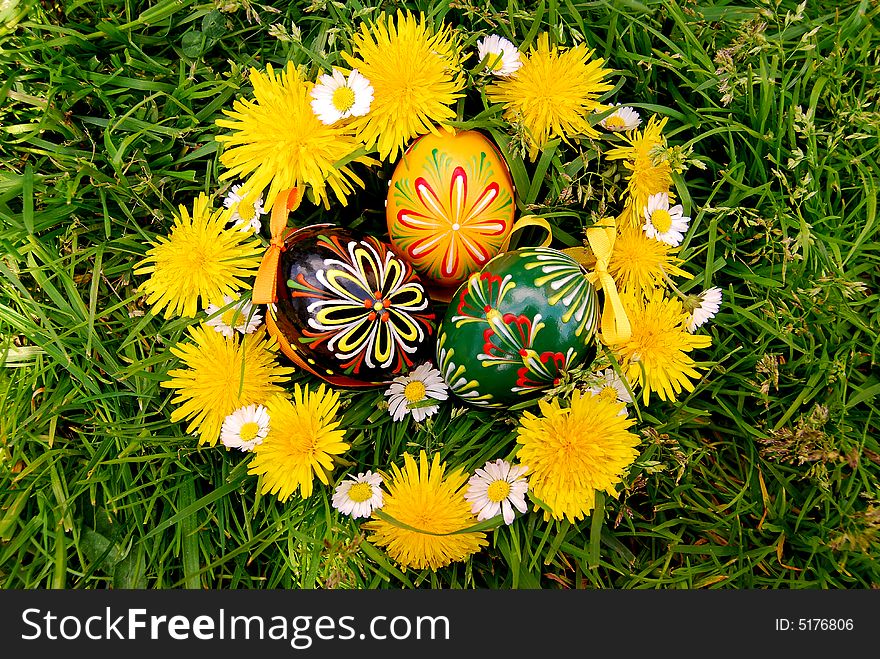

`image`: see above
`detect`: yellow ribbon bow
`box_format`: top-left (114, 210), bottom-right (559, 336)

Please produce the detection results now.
top-left (578, 217), bottom-right (632, 346)
top-left (500, 214), bottom-right (554, 251)
top-left (252, 187), bottom-right (302, 305)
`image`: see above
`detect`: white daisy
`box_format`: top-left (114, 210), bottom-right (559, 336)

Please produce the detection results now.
top-left (599, 104), bottom-right (642, 131)
top-left (476, 35), bottom-right (522, 76)
top-left (332, 471), bottom-right (384, 519)
top-left (310, 68), bottom-right (373, 125)
top-left (464, 459), bottom-right (529, 525)
top-left (384, 362), bottom-right (449, 422)
top-left (220, 404), bottom-right (270, 451)
top-left (223, 183), bottom-right (265, 233)
top-left (688, 287), bottom-right (723, 332)
top-left (587, 368), bottom-right (633, 416)
top-left (205, 295), bottom-right (263, 337)
top-left (642, 192), bottom-right (691, 246)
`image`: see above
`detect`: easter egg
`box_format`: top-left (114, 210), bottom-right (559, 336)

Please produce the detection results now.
top-left (386, 128), bottom-right (516, 295)
top-left (435, 247), bottom-right (600, 408)
top-left (265, 225), bottom-right (436, 387)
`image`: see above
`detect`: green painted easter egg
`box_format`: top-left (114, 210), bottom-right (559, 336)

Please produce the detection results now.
top-left (435, 247), bottom-right (600, 408)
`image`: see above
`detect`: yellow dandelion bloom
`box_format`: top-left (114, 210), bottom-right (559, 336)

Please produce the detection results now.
top-left (606, 115), bottom-right (673, 224)
top-left (342, 11), bottom-right (465, 162)
top-left (614, 290), bottom-right (712, 404)
top-left (363, 451), bottom-right (488, 570)
top-left (215, 62), bottom-right (375, 211)
top-left (486, 33), bottom-right (613, 160)
top-left (248, 385), bottom-right (348, 501)
top-left (608, 224), bottom-right (692, 295)
top-left (134, 194), bottom-right (262, 319)
top-left (161, 325), bottom-right (294, 445)
top-left (516, 391), bottom-right (640, 523)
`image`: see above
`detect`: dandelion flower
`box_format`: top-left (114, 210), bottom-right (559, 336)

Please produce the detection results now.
top-left (134, 194), bottom-right (262, 319)
top-left (687, 287), bottom-right (723, 332)
top-left (608, 224), bottom-right (691, 295)
top-left (516, 391), bottom-right (640, 522)
top-left (310, 68), bottom-right (374, 125)
top-left (248, 385), bottom-right (348, 501)
top-left (643, 192), bottom-right (690, 246)
top-left (587, 368), bottom-right (633, 416)
top-left (476, 34), bottom-right (521, 76)
top-left (161, 325), bottom-right (293, 445)
top-left (363, 451), bottom-right (488, 570)
top-left (220, 404), bottom-right (270, 452)
top-left (486, 33), bottom-right (613, 159)
top-left (223, 183), bottom-right (265, 233)
top-left (385, 362), bottom-right (449, 422)
top-left (205, 294), bottom-right (263, 337)
top-left (216, 62), bottom-right (375, 211)
top-left (333, 471), bottom-right (384, 519)
top-left (464, 459), bottom-right (529, 525)
top-left (599, 104), bottom-right (641, 131)
top-left (342, 11), bottom-right (465, 161)
top-left (606, 115), bottom-right (673, 224)
top-left (614, 291), bottom-right (712, 404)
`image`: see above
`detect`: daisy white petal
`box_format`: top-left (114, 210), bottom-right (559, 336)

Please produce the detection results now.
top-left (223, 183), bottom-right (265, 233)
top-left (599, 104), bottom-right (642, 131)
top-left (384, 363), bottom-right (448, 423)
top-left (310, 68), bottom-right (374, 125)
top-left (642, 192), bottom-right (691, 246)
top-left (586, 368), bottom-right (633, 418)
top-left (688, 287), bottom-right (723, 332)
top-left (508, 490), bottom-right (529, 514)
top-left (477, 34), bottom-right (522, 76)
top-left (345, 69), bottom-right (374, 117)
top-left (501, 500), bottom-right (515, 525)
top-left (332, 471), bottom-right (384, 519)
top-left (508, 464), bottom-right (529, 481)
top-left (204, 295), bottom-right (263, 336)
top-left (464, 459), bottom-right (529, 525)
top-left (220, 404), bottom-right (270, 451)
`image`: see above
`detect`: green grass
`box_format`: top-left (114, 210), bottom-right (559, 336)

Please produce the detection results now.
top-left (1, 0), bottom-right (878, 589)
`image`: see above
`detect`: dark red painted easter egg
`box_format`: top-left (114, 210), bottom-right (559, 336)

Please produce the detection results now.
top-left (265, 225), bottom-right (436, 386)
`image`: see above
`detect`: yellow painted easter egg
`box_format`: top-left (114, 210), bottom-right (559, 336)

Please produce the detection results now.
top-left (386, 128), bottom-right (516, 292)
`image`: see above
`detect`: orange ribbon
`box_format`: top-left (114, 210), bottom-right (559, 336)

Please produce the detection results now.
top-left (252, 188), bottom-right (302, 304)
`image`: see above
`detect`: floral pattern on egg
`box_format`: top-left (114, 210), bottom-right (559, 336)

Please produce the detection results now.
top-left (436, 247), bottom-right (600, 407)
top-left (267, 226), bottom-right (436, 387)
top-left (387, 129), bottom-right (516, 287)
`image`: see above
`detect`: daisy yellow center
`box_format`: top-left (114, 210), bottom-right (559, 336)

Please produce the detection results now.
top-left (236, 200), bottom-right (255, 221)
top-left (599, 386), bottom-right (619, 402)
top-left (486, 480), bottom-right (511, 502)
top-left (348, 482), bottom-right (374, 503)
top-left (404, 381), bottom-right (426, 402)
top-left (331, 86), bottom-right (356, 113)
top-left (238, 421), bottom-right (261, 443)
top-left (604, 115), bottom-right (627, 130)
top-left (487, 52), bottom-right (504, 71)
top-left (221, 308), bottom-right (242, 327)
top-left (651, 209), bottom-right (672, 233)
